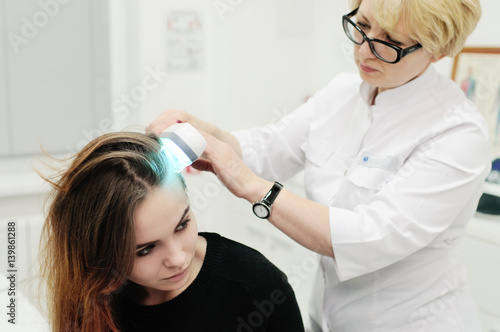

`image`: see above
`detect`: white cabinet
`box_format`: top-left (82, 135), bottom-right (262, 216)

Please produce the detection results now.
top-left (460, 213), bottom-right (500, 331)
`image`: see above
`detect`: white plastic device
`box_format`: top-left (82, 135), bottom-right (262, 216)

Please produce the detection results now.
top-left (159, 123), bottom-right (207, 173)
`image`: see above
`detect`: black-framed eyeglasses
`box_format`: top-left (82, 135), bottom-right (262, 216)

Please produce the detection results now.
top-left (342, 7), bottom-right (422, 64)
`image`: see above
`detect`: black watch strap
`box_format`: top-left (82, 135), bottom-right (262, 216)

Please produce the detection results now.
top-left (262, 181), bottom-right (283, 206)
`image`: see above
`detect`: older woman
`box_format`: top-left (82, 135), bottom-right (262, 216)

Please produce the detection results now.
top-left (149, 0), bottom-right (486, 330)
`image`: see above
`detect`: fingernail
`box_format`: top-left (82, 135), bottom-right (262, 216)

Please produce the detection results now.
top-left (177, 120), bottom-right (183, 123)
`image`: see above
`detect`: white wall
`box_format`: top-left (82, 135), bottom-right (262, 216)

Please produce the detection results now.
top-left (112, 0), bottom-right (353, 133)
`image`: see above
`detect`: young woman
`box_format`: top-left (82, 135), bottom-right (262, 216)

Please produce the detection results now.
top-left (38, 131), bottom-right (304, 331)
top-left (148, 0), bottom-right (487, 330)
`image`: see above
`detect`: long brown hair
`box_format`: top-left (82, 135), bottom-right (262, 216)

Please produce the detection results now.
top-left (39, 131), bottom-right (177, 331)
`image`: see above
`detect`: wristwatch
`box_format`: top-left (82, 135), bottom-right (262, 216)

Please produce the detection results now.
top-left (252, 182), bottom-right (283, 219)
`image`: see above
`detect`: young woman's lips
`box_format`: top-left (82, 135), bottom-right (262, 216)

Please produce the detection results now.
top-left (164, 266), bottom-right (189, 281)
top-left (360, 63), bottom-right (377, 73)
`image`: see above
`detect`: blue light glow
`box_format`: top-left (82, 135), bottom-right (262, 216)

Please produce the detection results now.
top-left (160, 138), bottom-right (193, 173)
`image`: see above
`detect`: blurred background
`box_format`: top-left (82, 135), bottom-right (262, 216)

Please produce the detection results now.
top-left (0, 0), bottom-right (499, 330)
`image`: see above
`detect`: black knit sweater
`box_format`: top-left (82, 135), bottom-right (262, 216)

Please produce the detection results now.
top-left (116, 232), bottom-right (305, 331)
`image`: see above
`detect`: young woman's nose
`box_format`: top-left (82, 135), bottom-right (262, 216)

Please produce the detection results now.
top-left (162, 242), bottom-right (186, 268)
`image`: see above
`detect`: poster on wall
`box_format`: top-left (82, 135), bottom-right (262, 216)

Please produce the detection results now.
top-left (166, 12), bottom-right (204, 72)
top-left (452, 47), bottom-right (500, 157)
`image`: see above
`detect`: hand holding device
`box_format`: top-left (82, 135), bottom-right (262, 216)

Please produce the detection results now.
top-left (159, 123), bottom-right (207, 173)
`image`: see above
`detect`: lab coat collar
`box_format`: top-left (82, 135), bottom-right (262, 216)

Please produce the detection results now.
top-left (359, 65), bottom-right (437, 106)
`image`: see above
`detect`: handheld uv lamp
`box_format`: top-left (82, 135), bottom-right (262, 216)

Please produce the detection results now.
top-left (159, 123), bottom-right (207, 173)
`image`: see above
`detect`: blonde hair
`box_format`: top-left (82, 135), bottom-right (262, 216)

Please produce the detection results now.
top-left (350, 0), bottom-right (481, 57)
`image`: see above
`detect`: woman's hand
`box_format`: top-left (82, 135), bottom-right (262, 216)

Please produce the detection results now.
top-left (192, 131), bottom-right (270, 202)
top-left (147, 109), bottom-right (214, 135)
top-left (147, 109), bottom-right (242, 157)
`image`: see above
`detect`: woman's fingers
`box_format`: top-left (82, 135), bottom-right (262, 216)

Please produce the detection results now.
top-left (147, 109), bottom-right (189, 134)
top-left (191, 159), bottom-right (215, 174)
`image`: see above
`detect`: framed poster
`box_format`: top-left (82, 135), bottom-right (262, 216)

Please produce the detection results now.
top-left (166, 12), bottom-right (204, 72)
top-left (451, 47), bottom-right (500, 156)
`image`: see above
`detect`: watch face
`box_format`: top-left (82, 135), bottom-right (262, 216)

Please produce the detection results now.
top-left (253, 203), bottom-right (269, 218)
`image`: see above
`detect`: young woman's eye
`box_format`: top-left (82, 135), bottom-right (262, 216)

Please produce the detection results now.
top-left (137, 244), bottom-right (155, 257)
top-left (176, 219), bottom-right (190, 232)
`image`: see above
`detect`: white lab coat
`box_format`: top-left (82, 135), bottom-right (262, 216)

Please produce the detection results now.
top-left (233, 66), bottom-right (490, 331)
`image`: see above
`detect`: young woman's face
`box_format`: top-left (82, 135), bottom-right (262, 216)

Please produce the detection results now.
top-left (129, 184), bottom-right (198, 298)
top-left (353, 0), bottom-right (437, 93)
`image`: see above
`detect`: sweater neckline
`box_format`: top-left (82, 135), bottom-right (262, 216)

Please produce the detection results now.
top-left (123, 232), bottom-right (223, 318)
